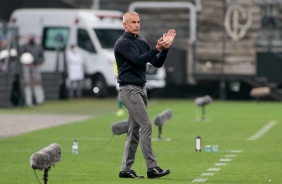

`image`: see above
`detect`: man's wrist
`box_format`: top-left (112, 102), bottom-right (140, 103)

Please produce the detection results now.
top-left (155, 46), bottom-right (161, 52)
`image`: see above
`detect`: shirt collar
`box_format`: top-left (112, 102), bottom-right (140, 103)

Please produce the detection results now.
top-left (124, 31), bottom-right (138, 38)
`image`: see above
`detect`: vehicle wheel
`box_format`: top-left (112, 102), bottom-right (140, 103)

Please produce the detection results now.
top-left (92, 75), bottom-right (108, 98)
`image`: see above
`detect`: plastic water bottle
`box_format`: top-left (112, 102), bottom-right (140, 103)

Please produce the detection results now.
top-left (213, 145), bottom-right (218, 152)
top-left (205, 145), bottom-right (211, 152)
top-left (72, 140), bottom-right (78, 154)
top-left (195, 135), bottom-right (202, 152)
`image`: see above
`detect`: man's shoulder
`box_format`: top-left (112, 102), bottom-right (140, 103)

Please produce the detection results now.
top-left (117, 34), bottom-right (128, 42)
top-left (115, 35), bottom-right (130, 47)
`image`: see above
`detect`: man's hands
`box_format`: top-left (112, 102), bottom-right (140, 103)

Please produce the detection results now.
top-left (156, 29), bottom-right (176, 51)
top-left (163, 29), bottom-right (176, 42)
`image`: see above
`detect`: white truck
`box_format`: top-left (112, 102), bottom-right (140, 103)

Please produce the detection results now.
top-left (8, 8), bottom-right (166, 97)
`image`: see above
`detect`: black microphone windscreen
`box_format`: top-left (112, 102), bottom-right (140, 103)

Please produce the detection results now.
top-left (154, 109), bottom-right (173, 126)
top-left (30, 143), bottom-right (61, 170)
top-left (111, 120), bottom-right (128, 135)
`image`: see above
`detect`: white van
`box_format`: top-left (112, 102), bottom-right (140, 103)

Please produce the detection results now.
top-left (8, 8), bottom-right (166, 97)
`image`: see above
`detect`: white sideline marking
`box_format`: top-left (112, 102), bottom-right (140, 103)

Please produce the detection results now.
top-left (228, 150), bottom-right (243, 153)
top-left (215, 163), bottom-right (227, 166)
top-left (77, 137), bottom-right (110, 140)
top-left (192, 178), bottom-right (208, 182)
top-left (192, 149), bottom-right (241, 183)
top-left (152, 137), bottom-right (171, 141)
top-left (207, 168), bottom-right (220, 171)
top-left (220, 158), bottom-right (232, 162)
top-left (248, 121), bottom-right (277, 141)
top-left (201, 173), bottom-right (215, 176)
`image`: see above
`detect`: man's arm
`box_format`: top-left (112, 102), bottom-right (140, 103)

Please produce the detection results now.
top-left (115, 39), bottom-right (159, 66)
top-left (149, 49), bottom-right (168, 68)
top-left (149, 29), bottom-right (176, 67)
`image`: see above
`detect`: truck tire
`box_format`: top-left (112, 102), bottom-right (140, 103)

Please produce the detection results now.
top-left (92, 75), bottom-right (108, 98)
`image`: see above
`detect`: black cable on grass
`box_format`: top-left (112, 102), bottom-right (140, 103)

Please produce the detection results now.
top-left (93, 134), bottom-right (114, 152)
top-left (34, 169), bottom-right (42, 184)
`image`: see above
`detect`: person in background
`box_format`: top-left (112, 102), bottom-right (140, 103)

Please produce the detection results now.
top-left (113, 61), bottom-right (125, 116)
top-left (114, 11), bottom-right (176, 179)
top-left (0, 35), bottom-right (8, 50)
top-left (0, 35), bottom-right (9, 70)
top-left (66, 44), bottom-right (84, 98)
top-left (20, 34), bottom-right (45, 107)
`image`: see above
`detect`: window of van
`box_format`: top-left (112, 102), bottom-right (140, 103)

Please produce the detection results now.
top-left (77, 29), bottom-right (96, 53)
top-left (0, 26), bottom-right (18, 49)
top-left (42, 27), bottom-right (69, 50)
top-left (7, 27), bottom-right (18, 48)
top-left (94, 29), bottom-right (124, 49)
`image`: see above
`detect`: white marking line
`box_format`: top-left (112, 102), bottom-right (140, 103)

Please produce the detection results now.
top-left (192, 178), bottom-right (208, 182)
top-left (74, 137), bottom-right (109, 140)
top-left (152, 137), bottom-right (171, 141)
top-left (220, 158), bottom-right (232, 162)
top-left (207, 168), bottom-right (220, 171)
top-left (192, 150), bottom-right (242, 182)
top-left (201, 173), bottom-right (215, 176)
top-left (215, 163), bottom-right (227, 166)
top-left (228, 150), bottom-right (243, 153)
top-left (248, 121), bottom-right (277, 141)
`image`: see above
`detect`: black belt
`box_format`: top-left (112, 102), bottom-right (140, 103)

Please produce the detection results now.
top-left (119, 83), bottom-right (145, 87)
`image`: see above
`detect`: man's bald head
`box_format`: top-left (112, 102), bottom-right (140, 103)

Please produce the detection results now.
top-left (122, 12), bottom-right (140, 35)
top-left (123, 12), bottom-right (139, 23)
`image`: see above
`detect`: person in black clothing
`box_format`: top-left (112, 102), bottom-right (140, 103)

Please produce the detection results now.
top-left (114, 11), bottom-right (176, 179)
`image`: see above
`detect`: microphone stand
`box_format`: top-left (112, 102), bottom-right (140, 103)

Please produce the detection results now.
top-left (158, 125), bottom-right (163, 139)
top-left (201, 105), bottom-right (205, 121)
top-left (43, 167), bottom-right (51, 184)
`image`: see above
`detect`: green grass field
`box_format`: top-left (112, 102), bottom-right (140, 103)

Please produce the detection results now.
top-left (0, 98), bottom-right (281, 184)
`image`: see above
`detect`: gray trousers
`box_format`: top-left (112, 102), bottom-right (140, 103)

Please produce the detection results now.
top-left (22, 65), bottom-right (45, 106)
top-left (69, 80), bottom-right (82, 98)
top-left (119, 85), bottom-right (157, 171)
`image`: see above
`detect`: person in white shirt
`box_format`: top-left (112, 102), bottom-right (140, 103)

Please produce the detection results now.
top-left (66, 44), bottom-right (84, 98)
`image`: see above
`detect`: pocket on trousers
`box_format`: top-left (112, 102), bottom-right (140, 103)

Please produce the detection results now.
top-left (119, 86), bottom-right (131, 95)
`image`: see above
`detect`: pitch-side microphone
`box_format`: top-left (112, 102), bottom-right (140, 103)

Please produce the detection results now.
top-left (30, 143), bottom-right (62, 170)
top-left (154, 109), bottom-right (173, 139)
top-left (154, 109), bottom-right (173, 127)
top-left (195, 95), bottom-right (212, 121)
top-left (111, 120), bottom-right (128, 135)
top-left (195, 95), bottom-right (212, 106)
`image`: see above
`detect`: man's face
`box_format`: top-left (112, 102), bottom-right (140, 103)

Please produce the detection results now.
top-left (124, 14), bottom-right (140, 35)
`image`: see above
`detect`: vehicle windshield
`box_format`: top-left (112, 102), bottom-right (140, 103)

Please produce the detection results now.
top-left (94, 29), bottom-right (124, 49)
